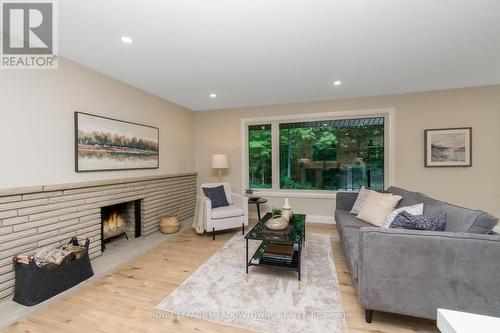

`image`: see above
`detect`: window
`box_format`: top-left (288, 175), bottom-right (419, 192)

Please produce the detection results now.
top-left (244, 110), bottom-right (392, 195)
top-left (248, 124), bottom-right (272, 188)
top-left (279, 118), bottom-right (384, 191)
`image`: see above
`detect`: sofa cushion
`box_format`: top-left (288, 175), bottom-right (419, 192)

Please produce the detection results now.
top-left (425, 202), bottom-right (497, 234)
top-left (387, 186), bottom-right (440, 209)
top-left (467, 213), bottom-right (498, 234)
top-left (342, 227), bottom-right (361, 282)
top-left (335, 210), bottom-right (373, 229)
top-left (336, 192), bottom-right (359, 211)
top-left (335, 209), bottom-right (371, 285)
top-left (387, 186), bottom-right (423, 208)
top-left (387, 186), bottom-right (498, 234)
top-left (211, 205), bottom-right (245, 220)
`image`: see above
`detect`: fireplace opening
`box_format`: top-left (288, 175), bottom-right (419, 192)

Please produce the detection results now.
top-left (100, 200), bottom-right (141, 252)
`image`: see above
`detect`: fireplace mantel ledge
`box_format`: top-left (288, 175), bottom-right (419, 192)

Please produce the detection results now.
top-left (0, 172), bottom-right (198, 197)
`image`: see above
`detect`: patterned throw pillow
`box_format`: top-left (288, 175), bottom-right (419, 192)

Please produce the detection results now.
top-left (414, 213), bottom-right (447, 231)
top-left (389, 211), bottom-right (416, 229)
top-left (202, 185), bottom-right (230, 209)
top-left (390, 211), bottom-right (447, 231)
top-left (350, 186), bottom-right (370, 215)
top-left (381, 203), bottom-right (424, 228)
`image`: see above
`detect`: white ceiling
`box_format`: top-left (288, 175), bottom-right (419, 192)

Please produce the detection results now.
top-left (58, 0), bottom-right (500, 111)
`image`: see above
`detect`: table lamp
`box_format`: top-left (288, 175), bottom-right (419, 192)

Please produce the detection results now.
top-left (212, 154), bottom-right (228, 182)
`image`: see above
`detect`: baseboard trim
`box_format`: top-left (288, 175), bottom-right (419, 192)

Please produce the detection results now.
top-left (249, 212), bottom-right (335, 224)
top-left (305, 215), bottom-right (335, 224)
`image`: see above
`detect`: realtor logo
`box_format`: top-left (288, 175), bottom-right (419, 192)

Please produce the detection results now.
top-left (1, 0), bottom-right (57, 69)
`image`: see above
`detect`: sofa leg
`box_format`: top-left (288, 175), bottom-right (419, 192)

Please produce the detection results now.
top-left (242, 223), bottom-right (244, 235)
top-left (213, 228), bottom-right (215, 241)
top-left (365, 309), bottom-right (373, 323)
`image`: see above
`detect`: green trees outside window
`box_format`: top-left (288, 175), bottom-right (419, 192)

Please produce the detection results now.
top-left (247, 117), bottom-right (385, 192)
top-left (279, 118), bottom-right (384, 191)
top-left (248, 124), bottom-right (272, 188)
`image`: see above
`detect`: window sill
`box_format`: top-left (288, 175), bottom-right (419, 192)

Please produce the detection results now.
top-left (250, 190), bottom-right (353, 199)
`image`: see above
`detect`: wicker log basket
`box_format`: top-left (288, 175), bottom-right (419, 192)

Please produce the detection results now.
top-left (160, 214), bottom-right (181, 234)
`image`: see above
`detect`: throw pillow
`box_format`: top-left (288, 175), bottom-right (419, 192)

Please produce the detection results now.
top-left (356, 191), bottom-right (403, 227)
top-left (202, 185), bottom-right (230, 209)
top-left (389, 211), bottom-right (416, 229)
top-left (381, 203), bottom-right (424, 228)
top-left (390, 211), bottom-right (447, 231)
top-left (350, 186), bottom-right (370, 215)
top-left (414, 213), bottom-right (447, 231)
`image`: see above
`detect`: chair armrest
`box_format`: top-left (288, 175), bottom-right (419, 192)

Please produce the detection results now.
top-left (232, 193), bottom-right (249, 225)
top-left (357, 227), bottom-right (500, 319)
top-left (231, 193), bottom-right (248, 208)
top-left (203, 197), bottom-right (212, 229)
top-left (336, 191), bottom-right (358, 211)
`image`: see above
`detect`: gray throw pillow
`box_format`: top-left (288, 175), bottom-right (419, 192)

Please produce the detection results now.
top-left (202, 185), bottom-right (230, 209)
top-left (390, 211), bottom-right (447, 231)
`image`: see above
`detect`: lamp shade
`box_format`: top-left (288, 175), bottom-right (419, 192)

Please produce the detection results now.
top-left (211, 154), bottom-right (228, 169)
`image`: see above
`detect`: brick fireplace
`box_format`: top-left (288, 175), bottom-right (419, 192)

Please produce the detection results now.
top-left (101, 200), bottom-right (142, 251)
top-left (0, 173), bottom-right (197, 300)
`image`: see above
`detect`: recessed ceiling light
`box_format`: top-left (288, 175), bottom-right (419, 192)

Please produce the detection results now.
top-left (333, 80), bottom-right (342, 86)
top-left (120, 36), bottom-right (133, 44)
top-left (210, 93), bottom-right (217, 99)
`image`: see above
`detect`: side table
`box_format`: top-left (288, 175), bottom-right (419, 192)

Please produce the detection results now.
top-left (248, 197), bottom-right (267, 221)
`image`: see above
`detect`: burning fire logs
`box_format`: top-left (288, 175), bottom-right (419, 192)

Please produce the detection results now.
top-left (103, 211), bottom-right (126, 239)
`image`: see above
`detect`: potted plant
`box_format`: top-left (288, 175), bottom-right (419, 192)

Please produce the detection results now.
top-left (271, 208), bottom-right (282, 218)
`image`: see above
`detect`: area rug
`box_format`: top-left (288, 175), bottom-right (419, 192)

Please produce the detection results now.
top-left (156, 233), bottom-right (347, 333)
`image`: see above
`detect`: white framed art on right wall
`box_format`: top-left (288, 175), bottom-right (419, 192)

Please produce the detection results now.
top-left (425, 127), bottom-right (472, 167)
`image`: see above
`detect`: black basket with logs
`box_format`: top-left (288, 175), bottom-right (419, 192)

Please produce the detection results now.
top-left (12, 236), bottom-right (94, 306)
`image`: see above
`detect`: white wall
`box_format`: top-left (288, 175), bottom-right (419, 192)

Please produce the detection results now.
top-left (0, 58), bottom-right (195, 188)
top-left (194, 85), bottom-right (500, 220)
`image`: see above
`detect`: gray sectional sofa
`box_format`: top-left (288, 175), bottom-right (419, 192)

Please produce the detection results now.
top-left (335, 186), bottom-right (500, 322)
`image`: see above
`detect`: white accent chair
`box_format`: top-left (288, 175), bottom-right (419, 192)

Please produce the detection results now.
top-left (201, 182), bottom-right (248, 240)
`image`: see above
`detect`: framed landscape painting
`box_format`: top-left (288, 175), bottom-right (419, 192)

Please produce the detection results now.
top-left (75, 112), bottom-right (159, 172)
top-left (425, 127), bottom-right (472, 167)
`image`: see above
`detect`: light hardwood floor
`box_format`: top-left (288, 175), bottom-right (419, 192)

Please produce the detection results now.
top-left (2, 221), bottom-right (438, 333)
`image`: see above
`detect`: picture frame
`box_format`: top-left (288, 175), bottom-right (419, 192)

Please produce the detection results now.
top-left (75, 112), bottom-right (159, 172)
top-left (424, 127), bottom-right (472, 167)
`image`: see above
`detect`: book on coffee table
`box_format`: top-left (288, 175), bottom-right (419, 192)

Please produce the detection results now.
top-left (265, 243), bottom-right (294, 256)
top-left (262, 243), bottom-right (294, 264)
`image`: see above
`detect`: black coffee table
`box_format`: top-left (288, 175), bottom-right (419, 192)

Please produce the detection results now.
top-left (245, 212), bottom-right (306, 280)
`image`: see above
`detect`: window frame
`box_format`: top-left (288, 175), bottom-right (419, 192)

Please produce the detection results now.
top-left (241, 108), bottom-right (395, 198)
top-left (246, 123), bottom-right (273, 189)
